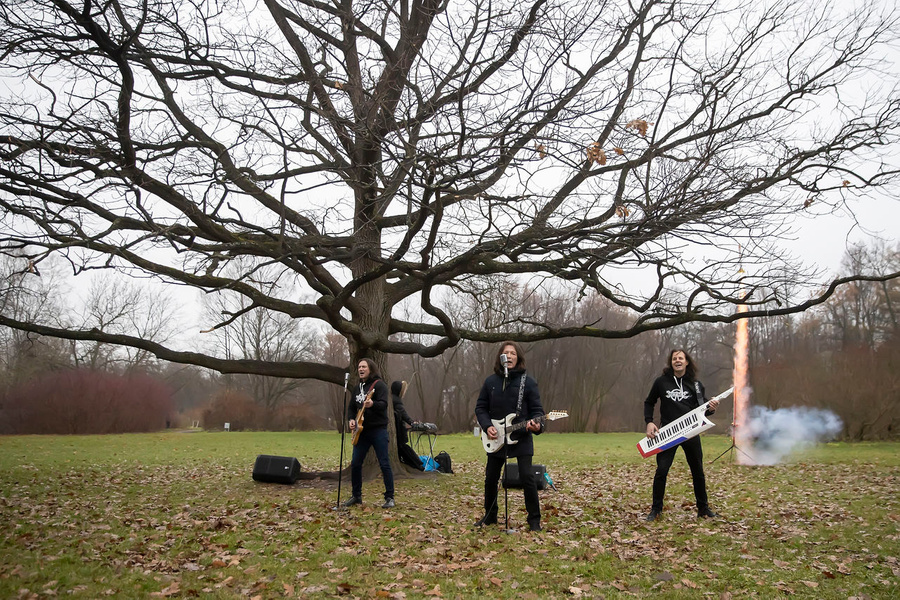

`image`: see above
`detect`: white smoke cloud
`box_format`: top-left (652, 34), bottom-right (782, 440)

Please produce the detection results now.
top-left (741, 406), bottom-right (843, 465)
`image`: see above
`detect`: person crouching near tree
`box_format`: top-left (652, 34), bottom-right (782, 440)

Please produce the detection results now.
top-left (643, 349), bottom-right (720, 521)
top-left (474, 341), bottom-right (545, 532)
top-left (343, 358), bottom-right (395, 509)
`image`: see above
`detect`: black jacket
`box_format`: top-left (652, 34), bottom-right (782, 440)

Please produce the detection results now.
top-left (390, 382), bottom-right (414, 427)
top-left (644, 374), bottom-right (715, 427)
top-left (475, 368), bottom-right (544, 457)
top-left (390, 381), bottom-right (414, 445)
top-left (347, 377), bottom-right (390, 429)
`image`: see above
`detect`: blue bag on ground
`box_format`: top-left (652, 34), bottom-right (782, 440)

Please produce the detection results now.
top-left (420, 455), bottom-right (438, 472)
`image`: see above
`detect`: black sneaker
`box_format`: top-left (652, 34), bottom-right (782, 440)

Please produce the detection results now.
top-left (698, 508), bottom-right (718, 519)
top-left (645, 509), bottom-right (661, 522)
top-left (473, 515), bottom-right (498, 527)
top-left (342, 496), bottom-right (362, 507)
top-left (382, 498), bottom-right (395, 509)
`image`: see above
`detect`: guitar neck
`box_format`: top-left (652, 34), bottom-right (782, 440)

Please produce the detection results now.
top-left (505, 414), bottom-right (545, 433)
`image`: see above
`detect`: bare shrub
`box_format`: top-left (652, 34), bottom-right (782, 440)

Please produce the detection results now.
top-left (200, 389), bottom-right (261, 431)
top-left (2, 370), bottom-right (173, 434)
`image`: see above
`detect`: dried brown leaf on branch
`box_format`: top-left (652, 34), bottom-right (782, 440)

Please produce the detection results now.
top-left (625, 119), bottom-right (652, 136)
top-left (586, 143), bottom-right (607, 165)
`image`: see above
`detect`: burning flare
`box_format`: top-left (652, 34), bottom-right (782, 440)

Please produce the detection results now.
top-left (733, 303), bottom-right (752, 464)
top-left (731, 300), bottom-right (842, 465)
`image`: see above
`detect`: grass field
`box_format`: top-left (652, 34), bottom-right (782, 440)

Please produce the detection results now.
top-left (1, 431), bottom-right (898, 599)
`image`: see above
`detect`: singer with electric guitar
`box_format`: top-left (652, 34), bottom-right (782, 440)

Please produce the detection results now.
top-left (343, 358), bottom-right (395, 509)
top-left (474, 341), bottom-right (546, 532)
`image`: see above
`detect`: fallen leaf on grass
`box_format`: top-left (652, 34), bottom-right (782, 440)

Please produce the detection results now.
top-left (150, 581), bottom-right (180, 597)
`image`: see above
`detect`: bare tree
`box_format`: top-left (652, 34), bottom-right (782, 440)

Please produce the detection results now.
top-left (0, 255), bottom-right (70, 389)
top-left (202, 261), bottom-right (322, 424)
top-left (825, 242), bottom-right (900, 350)
top-left (72, 275), bottom-right (177, 371)
top-left (1, 0), bottom-right (899, 387)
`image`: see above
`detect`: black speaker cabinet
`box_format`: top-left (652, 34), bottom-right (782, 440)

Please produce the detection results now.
top-left (502, 463), bottom-right (546, 490)
top-left (252, 455), bottom-right (302, 484)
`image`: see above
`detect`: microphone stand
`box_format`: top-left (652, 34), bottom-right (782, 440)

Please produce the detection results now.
top-left (502, 438), bottom-right (516, 533)
top-left (334, 372), bottom-right (350, 511)
top-left (500, 362), bottom-right (516, 533)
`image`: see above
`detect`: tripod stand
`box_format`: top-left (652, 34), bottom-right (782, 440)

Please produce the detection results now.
top-left (711, 420), bottom-right (753, 464)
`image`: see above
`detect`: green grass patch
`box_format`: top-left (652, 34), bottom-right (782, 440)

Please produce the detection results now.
top-left (1, 431), bottom-right (898, 599)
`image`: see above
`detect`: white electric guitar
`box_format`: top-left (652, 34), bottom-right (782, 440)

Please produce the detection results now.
top-left (481, 410), bottom-right (569, 454)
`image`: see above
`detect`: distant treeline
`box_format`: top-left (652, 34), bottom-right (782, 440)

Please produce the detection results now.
top-left (1, 244), bottom-right (897, 439)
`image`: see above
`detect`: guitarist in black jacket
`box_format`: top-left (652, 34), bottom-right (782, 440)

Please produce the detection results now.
top-left (474, 341), bottom-right (545, 532)
top-left (343, 358), bottom-right (395, 509)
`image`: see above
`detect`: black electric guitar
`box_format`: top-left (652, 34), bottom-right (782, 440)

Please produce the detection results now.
top-left (481, 410), bottom-right (568, 453)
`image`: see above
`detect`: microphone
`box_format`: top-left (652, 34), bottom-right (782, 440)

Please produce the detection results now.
top-left (500, 353), bottom-right (508, 377)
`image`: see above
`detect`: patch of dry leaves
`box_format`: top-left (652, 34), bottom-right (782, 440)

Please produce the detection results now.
top-left (1, 450), bottom-right (898, 598)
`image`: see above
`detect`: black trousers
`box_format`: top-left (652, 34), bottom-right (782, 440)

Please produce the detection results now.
top-left (483, 452), bottom-right (541, 527)
top-left (651, 435), bottom-right (709, 512)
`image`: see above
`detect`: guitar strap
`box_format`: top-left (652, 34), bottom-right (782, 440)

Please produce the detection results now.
top-left (516, 372), bottom-right (526, 417)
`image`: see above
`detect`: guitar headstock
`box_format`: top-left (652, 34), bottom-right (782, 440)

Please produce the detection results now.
top-left (545, 410), bottom-right (568, 421)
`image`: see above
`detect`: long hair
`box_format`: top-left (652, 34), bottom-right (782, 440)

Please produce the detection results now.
top-left (358, 358), bottom-right (381, 381)
top-left (390, 380), bottom-right (408, 398)
top-left (494, 340), bottom-right (526, 376)
top-left (662, 349), bottom-right (697, 379)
